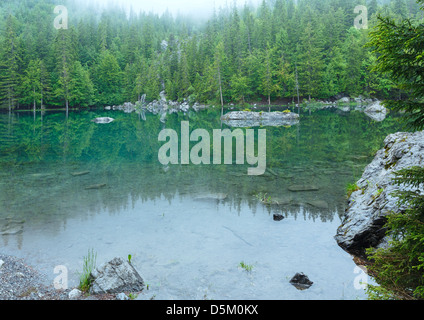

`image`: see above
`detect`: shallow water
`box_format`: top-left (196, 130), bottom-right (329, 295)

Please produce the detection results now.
top-left (0, 106), bottom-right (403, 299)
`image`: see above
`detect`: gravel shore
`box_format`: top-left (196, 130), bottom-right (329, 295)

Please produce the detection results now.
top-left (0, 254), bottom-right (114, 300)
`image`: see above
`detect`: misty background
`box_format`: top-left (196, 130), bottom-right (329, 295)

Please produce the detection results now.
top-left (88, 0), bottom-right (262, 18)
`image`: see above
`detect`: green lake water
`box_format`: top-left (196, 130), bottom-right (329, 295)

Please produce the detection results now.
top-left (0, 106), bottom-right (404, 299)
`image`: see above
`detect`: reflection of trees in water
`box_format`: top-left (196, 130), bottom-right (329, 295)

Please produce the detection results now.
top-left (0, 108), bottom-right (404, 234)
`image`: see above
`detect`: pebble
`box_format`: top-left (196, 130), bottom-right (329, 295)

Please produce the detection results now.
top-left (116, 292), bottom-right (129, 300)
top-left (68, 289), bottom-right (82, 299)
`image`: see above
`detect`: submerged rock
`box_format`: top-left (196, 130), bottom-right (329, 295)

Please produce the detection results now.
top-left (71, 171), bottom-right (90, 177)
top-left (273, 214), bottom-right (285, 221)
top-left (193, 193), bottom-right (228, 201)
top-left (89, 257), bottom-right (144, 295)
top-left (288, 185), bottom-right (319, 192)
top-left (0, 218), bottom-right (24, 236)
top-left (335, 130), bottom-right (424, 258)
top-left (305, 200), bottom-right (329, 210)
top-left (84, 183), bottom-right (107, 190)
top-left (289, 273), bottom-right (313, 290)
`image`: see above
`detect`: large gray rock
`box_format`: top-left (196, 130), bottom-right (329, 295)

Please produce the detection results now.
top-left (335, 131), bottom-right (424, 258)
top-left (89, 257), bottom-right (144, 295)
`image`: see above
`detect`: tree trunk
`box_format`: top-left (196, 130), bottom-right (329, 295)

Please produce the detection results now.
top-left (268, 94), bottom-right (271, 112)
top-left (218, 66), bottom-right (224, 116)
top-left (33, 87), bottom-right (36, 113)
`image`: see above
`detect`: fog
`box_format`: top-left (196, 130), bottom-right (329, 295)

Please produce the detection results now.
top-left (90, 0), bottom-right (261, 18)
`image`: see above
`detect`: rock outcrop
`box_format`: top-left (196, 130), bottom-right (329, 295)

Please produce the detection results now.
top-left (89, 257), bottom-right (144, 295)
top-left (221, 111), bottom-right (300, 127)
top-left (105, 92), bottom-right (208, 119)
top-left (335, 130), bottom-right (424, 258)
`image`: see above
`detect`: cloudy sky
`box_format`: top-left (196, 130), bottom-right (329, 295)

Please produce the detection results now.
top-left (94, 0), bottom-right (260, 17)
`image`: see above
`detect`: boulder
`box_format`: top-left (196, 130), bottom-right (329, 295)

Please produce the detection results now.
top-left (337, 97), bottom-right (350, 104)
top-left (364, 101), bottom-right (388, 122)
top-left (89, 257), bottom-right (145, 295)
top-left (335, 131), bottom-right (424, 258)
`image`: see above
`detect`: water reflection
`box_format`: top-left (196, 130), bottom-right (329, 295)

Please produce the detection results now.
top-left (0, 107), bottom-right (403, 241)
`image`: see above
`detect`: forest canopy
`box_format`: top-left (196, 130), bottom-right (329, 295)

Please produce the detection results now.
top-left (0, 0), bottom-right (421, 110)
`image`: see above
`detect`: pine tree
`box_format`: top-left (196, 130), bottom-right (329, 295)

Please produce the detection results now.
top-left (297, 10), bottom-right (324, 101)
top-left (93, 50), bottom-right (123, 105)
top-left (343, 28), bottom-right (366, 96)
top-left (212, 41), bottom-right (227, 111)
top-left (20, 59), bottom-right (42, 111)
top-left (259, 44), bottom-right (279, 107)
top-left (53, 28), bottom-right (77, 113)
top-left (69, 61), bottom-right (95, 107)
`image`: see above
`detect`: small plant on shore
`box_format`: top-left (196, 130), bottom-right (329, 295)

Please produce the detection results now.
top-left (255, 192), bottom-right (272, 205)
top-left (128, 254), bottom-right (132, 264)
top-left (128, 293), bottom-right (138, 300)
top-left (78, 248), bottom-right (97, 293)
top-left (239, 261), bottom-right (253, 273)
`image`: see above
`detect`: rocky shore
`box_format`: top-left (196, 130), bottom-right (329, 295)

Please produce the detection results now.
top-left (0, 254), bottom-right (70, 300)
top-left (0, 254), bottom-right (135, 300)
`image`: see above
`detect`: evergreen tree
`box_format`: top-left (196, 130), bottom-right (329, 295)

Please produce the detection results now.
top-left (93, 50), bottom-right (123, 105)
top-left (69, 61), bottom-right (95, 107)
top-left (53, 28), bottom-right (77, 112)
top-left (258, 44), bottom-right (279, 106)
top-left (297, 12), bottom-right (324, 100)
top-left (20, 59), bottom-right (42, 110)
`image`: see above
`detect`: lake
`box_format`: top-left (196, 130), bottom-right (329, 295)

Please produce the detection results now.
top-left (0, 105), bottom-right (403, 299)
